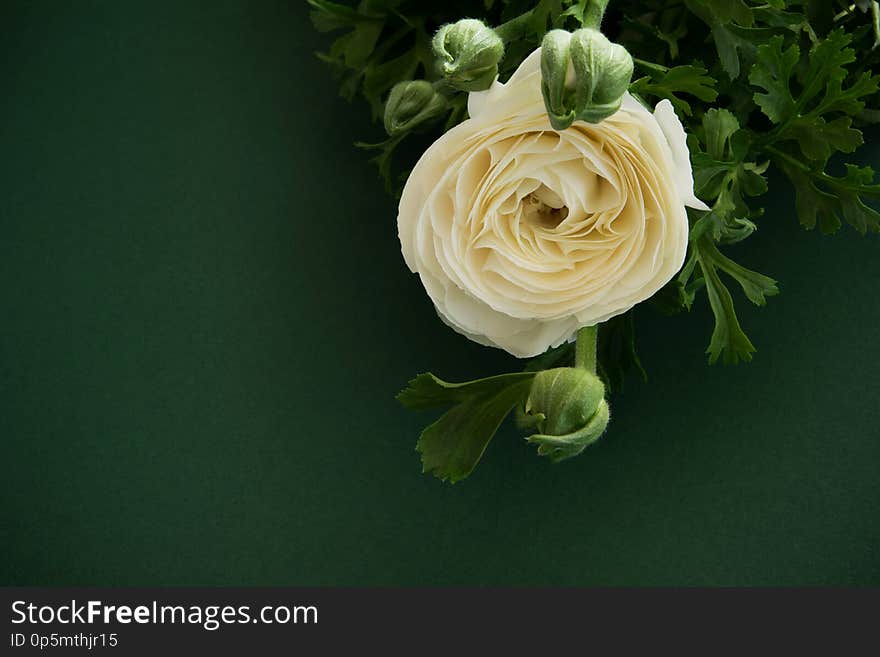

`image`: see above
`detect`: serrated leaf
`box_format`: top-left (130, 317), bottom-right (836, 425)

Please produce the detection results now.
top-left (691, 109), bottom-right (767, 245)
top-left (750, 35), bottom-right (799, 122)
top-left (788, 116), bottom-right (863, 161)
top-left (753, 5), bottom-right (811, 33)
top-left (619, 14), bottom-right (689, 60)
top-left (801, 29), bottom-right (857, 112)
top-left (712, 24), bottom-right (769, 79)
top-left (787, 166), bottom-right (846, 233)
top-left (399, 373), bottom-right (535, 483)
top-left (397, 372), bottom-right (536, 410)
top-left (820, 69), bottom-right (880, 116)
top-left (355, 136), bottom-right (404, 195)
top-left (697, 238), bottom-right (779, 307)
top-left (695, 243), bottom-right (756, 365)
top-left (685, 0), bottom-right (759, 78)
top-left (630, 64), bottom-right (717, 116)
top-left (777, 154), bottom-right (880, 234)
top-left (703, 108), bottom-right (740, 160)
top-left (559, 0), bottom-right (589, 25)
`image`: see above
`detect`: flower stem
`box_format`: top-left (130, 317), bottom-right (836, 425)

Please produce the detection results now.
top-left (583, 0), bottom-right (611, 30)
top-left (764, 145), bottom-right (810, 173)
top-left (575, 325), bottom-right (598, 372)
top-left (633, 57), bottom-right (668, 73)
top-left (494, 11), bottom-right (534, 43)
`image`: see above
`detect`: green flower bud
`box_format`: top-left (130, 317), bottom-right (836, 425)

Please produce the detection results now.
top-left (540, 30), bottom-right (578, 130)
top-left (540, 28), bottom-right (634, 130)
top-left (433, 19), bottom-right (504, 92)
top-left (523, 367), bottom-right (610, 462)
top-left (383, 80), bottom-right (447, 137)
top-left (570, 29), bottom-right (634, 122)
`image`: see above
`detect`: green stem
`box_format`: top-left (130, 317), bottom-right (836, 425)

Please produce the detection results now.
top-left (764, 145), bottom-right (810, 173)
top-left (583, 0), bottom-right (611, 30)
top-left (633, 57), bottom-right (668, 73)
top-left (494, 11), bottom-right (535, 43)
top-left (575, 325), bottom-right (598, 372)
top-left (494, 0), bottom-right (611, 44)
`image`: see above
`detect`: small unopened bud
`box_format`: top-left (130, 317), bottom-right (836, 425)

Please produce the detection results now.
top-left (523, 367), bottom-right (610, 462)
top-left (383, 80), bottom-right (447, 137)
top-left (540, 28), bottom-right (634, 130)
top-left (433, 19), bottom-right (504, 92)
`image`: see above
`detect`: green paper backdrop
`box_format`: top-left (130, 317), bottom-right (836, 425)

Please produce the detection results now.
top-left (2, 1), bottom-right (878, 586)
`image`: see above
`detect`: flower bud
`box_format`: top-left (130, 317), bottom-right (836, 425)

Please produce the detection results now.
top-left (540, 30), bottom-right (578, 130)
top-left (383, 80), bottom-right (447, 137)
top-left (523, 367), bottom-right (610, 462)
top-left (570, 29), bottom-right (634, 121)
top-left (433, 19), bottom-right (504, 92)
top-left (540, 28), bottom-right (634, 130)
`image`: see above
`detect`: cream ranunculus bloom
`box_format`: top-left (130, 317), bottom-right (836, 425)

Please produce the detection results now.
top-left (398, 48), bottom-right (709, 358)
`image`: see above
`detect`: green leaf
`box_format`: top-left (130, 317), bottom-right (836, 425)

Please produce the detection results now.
top-left (689, 235), bottom-right (778, 365)
top-left (529, 0), bottom-right (565, 39)
top-left (630, 63), bottom-right (717, 116)
top-left (355, 136), bottom-right (405, 195)
top-left (712, 24), bottom-right (769, 79)
top-left (820, 69), bottom-right (880, 116)
top-left (398, 372), bottom-right (536, 410)
top-left (398, 372), bottom-right (535, 483)
top-left (802, 28), bottom-right (860, 114)
top-left (702, 107), bottom-right (739, 160)
top-left (685, 0), bottom-right (757, 78)
top-left (690, 109), bottom-right (768, 245)
top-left (788, 116), bottom-right (863, 162)
top-left (779, 157), bottom-right (880, 234)
top-left (702, 271), bottom-right (752, 363)
top-left (697, 238), bottom-right (779, 307)
top-left (620, 11), bottom-right (690, 61)
top-left (693, 0), bottom-right (753, 25)
top-left (749, 35), bottom-right (799, 123)
top-left (695, 243), bottom-right (755, 365)
top-left (753, 5), bottom-right (813, 34)
top-left (559, 0), bottom-right (589, 25)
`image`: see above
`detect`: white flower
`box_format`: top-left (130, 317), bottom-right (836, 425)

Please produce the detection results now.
top-left (397, 48), bottom-right (709, 358)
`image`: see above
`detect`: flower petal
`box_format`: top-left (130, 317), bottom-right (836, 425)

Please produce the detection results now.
top-left (653, 99), bottom-right (710, 211)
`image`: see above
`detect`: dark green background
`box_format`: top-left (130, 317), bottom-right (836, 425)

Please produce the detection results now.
top-left (2, 1), bottom-right (878, 586)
